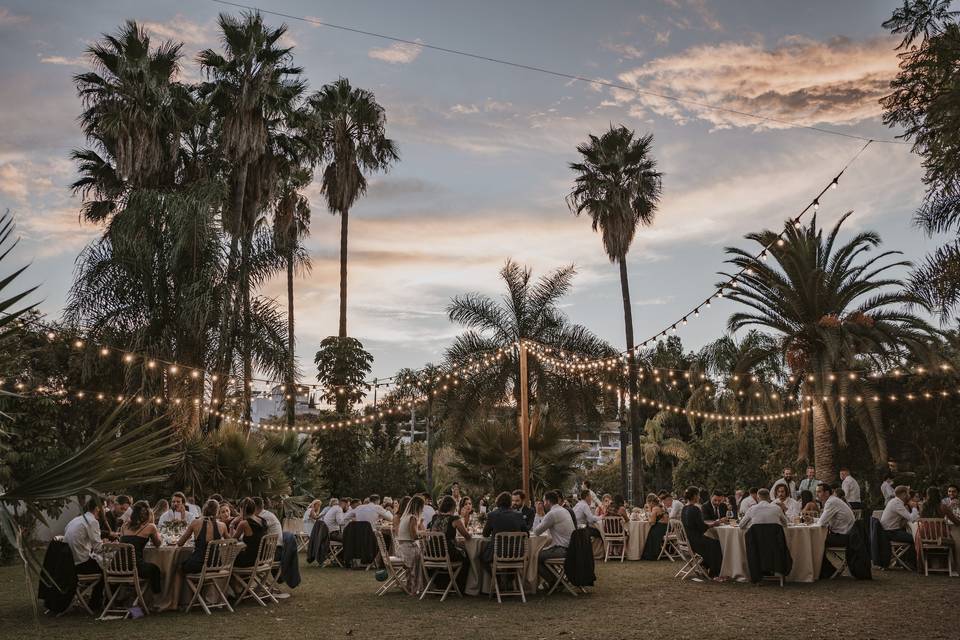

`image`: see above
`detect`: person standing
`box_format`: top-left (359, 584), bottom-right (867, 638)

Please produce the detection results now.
top-left (798, 467), bottom-right (820, 496)
top-left (839, 467), bottom-right (862, 510)
top-left (771, 468), bottom-right (798, 500)
top-left (880, 473), bottom-right (897, 504)
top-left (573, 490), bottom-right (600, 528)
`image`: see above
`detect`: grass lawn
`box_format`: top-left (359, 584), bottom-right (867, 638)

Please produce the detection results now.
top-left (1, 560), bottom-right (957, 640)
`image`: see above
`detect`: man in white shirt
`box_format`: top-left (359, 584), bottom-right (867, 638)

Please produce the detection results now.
top-left (322, 498), bottom-right (347, 541)
top-left (254, 497), bottom-right (284, 551)
top-left (64, 497), bottom-right (103, 573)
top-left (582, 480), bottom-right (599, 507)
top-left (839, 467), bottom-right (861, 509)
top-left (420, 493), bottom-right (436, 529)
top-left (880, 485), bottom-right (919, 568)
top-left (660, 492), bottom-right (683, 519)
top-left (533, 491), bottom-right (575, 589)
top-left (573, 490), bottom-right (600, 527)
top-left (773, 484), bottom-right (801, 519)
top-left (815, 483), bottom-right (857, 578)
top-left (158, 492), bottom-right (196, 527)
top-left (738, 488), bottom-right (759, 516)
top-left (186, 496), bottom-right (201, 518)
top-left (771, 468), bottom-right (798, 500)
top-left (738, 489), bottom-right (788, 530)
top-left (880, 474), bottom-right (897, 503)
top-left (941, 484), bottom-right (958, 509)
top-left (797, 466), bottom-right (820, 495)
top-left (341, 494), bottom-right (394, 527)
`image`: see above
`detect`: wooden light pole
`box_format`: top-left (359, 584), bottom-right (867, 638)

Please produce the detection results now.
top-left (519, 340), bottom-right (531, 499)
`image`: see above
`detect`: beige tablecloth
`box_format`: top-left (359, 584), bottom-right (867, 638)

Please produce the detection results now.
top-left (143, 546), bottom-right (193, 611)
top-left (463, 534), bottom-right (550, 596)
top-left (625, 520), bottom-right (651, 560)
top-left (910, 521), bottom-right (960, 576)
top-left (707, 525), bottom-right (827, 582)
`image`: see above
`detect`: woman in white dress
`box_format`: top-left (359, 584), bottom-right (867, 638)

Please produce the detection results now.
top-left (396, 495), bottom-right (426, 595)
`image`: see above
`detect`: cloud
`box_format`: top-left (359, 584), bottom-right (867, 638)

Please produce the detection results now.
top-left (141, 14), bottom-right (212, 46)
top-left (603, 42), bottom-right (645, 60)
top-left (365, 177), bottom-right (441, 200)
top-left (611, 35), bottom-right (898, 130)
top-left (0, 163), bottom-right (29, 201)
top-left (38, 54), bottom-right (86, 67)
top-left (0, 8), bottom-right (29, 26)
top-left (368, 39), bottom-right (424, 64)
top-left (659, 0), bottom-right (723, 32)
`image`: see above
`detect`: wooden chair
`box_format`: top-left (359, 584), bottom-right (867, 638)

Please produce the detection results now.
top-left (915, 518), bottom-right (954, 576)
top-left (373, 529), bottom-right (409, 596)
top-left (670, 519), bottom-right (710, 581)
top-left (825, 545), bottom-right (848, 579)
top-left (73, 571), bottom-right (104, 616)
top-left (98, 542), bottom-right (149, 620)
top-left (419, 531), bottom-right (463, 602)
top-left (490, 532), bottom-right (528, 603)
top-left (659, 519), bottom-right (680, 562)
top-left (231, 533), bottom-right (279, 607)
top-left (600, 516), bottom-right (627, 562)
top-left (290, 518), bottom-right (311, 553)
top-left (325, 539), bottom-right (345, 567)
top-left (543, 557), bottom-right (578, 596)
top-left (889, 540), bottom-right (914, 570)
top-left (185, 539), bottom-right (241, 614)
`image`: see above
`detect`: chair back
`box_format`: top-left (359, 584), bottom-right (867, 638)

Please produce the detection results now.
top-left (916, 518), bottom-right (949, 545)
top-left (602, 516), bottom-right (625, 538)
top-left (99, 542), bottom-right (138, 579)
top-left (255, 533), bottom-right (280, 571)
top-left (421, 531), bottom-right (451, 563)
top-left (202, 539), bottom-right (240, 576)
top-left (670, 519), bottom-right (692, 555)
top-left (492, 532), bottom-right (528, 563)
top-left (373, 528), bottom-right (391, 562)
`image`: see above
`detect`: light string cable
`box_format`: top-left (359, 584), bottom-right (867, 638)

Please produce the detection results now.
top-left (208, 0), bottom-right (910, 146)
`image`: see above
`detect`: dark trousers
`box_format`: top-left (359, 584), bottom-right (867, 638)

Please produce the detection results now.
top-left (537, 545), bottom-right (568, 585)
top-left (886, 528), bottom-right (917, 567)
top-left (691, 537), bottom-right (723, 577)
top-left (329, 530), bottom-right (342, 542)
top-left (75, 559), bottom-right (104, 608)
top-left (138, 562), bottom-right (163, 593)
top-left (820, 532), bottom-right (850, 579)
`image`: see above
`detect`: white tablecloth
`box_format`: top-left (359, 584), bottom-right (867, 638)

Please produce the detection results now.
top-left (707, 525), bottom-right (827, 582)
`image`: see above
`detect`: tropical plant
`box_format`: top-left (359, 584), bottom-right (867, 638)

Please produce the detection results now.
top-left (722, 213), bottom-right (938, 482)
top-left (308, 77), bottom-right (399, 338)
top-left (672, 424), bottom-right (776, 495)
top-left (445, 260), bottom-right (616, 441)
top-left (637, 411), bottom-right (691, 487)
top-left (881, 2), bottom-right (960, 319)
top-left (567, 125), bottom-right (663, 501)
top-left (314, 336), bottom-right (373, 414)
top-left (390, 364), bottom-right (446, 490)
top-left (264, 430), bottom-right (321, 495)
top-left (204, 425), bottom-right (289, 497)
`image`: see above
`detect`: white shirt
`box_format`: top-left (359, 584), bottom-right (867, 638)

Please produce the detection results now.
top-left (841, 475), bottom-right (861, 504)
top-left (64, 513), bottom-right (101, 564)
top-left (573, 500), bottom-right (599, 527)
top-left (880, 496), bottom-right (919, 531)
top-left (771, 478), bottom-right (798, 500)
top-left (738, 500), bottom-right (788, 530)
top-left (817, 495), bottom-right (856, 535)
top-left (187, 503), bottom-right (201, 517)
top-left (158, 509), bottom-right (196, 527)
top-left (341, 502), bottom-right (393, 525)
top-left (259, 510), bottom-right (283, 546)
top-left (533, 504), bottom-right (575, 548)
top-left (322, 505), bottom-right (344, 532)
top-left (739, 495), bottom-right (758, 515)
top-left (667, 500), bottom-right (684, 520)
top-left (422, 504), bottom-right (436, 528)
top-left (880, 480), bottom-right (896, 503)
top-left (775, 497), bottom-right (801, 519)
top-left (532, 513), bottom-right (544, 531)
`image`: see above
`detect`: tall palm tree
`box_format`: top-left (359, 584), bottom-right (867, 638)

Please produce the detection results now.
top-left (308, 78), bottom-right (399, 338)
top-left (445, 261), bottom-right (615, 447)
top-left (567, 125), bottom-right (663, 501)
top-left (723, 213), bottom-right (938, 482)
top-left (199, 10), bottom-right (304, 425)
top-left (391, 364), bottom-right (446, 489)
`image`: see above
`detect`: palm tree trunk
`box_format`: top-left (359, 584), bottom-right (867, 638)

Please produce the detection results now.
top-left (338, 207), bottom-right (349, 338)
top-left (425, 415), bottom-right (434, 492)
top-left (812, 400), bottom-right (837, 483)
top-left (240, 234), bottom-right (253, 425)
top-left (619, 256), bottom-right (643, 503)
top-left (618, 391), bottom-right (629, 498)
top-left (286, 253), bottom-right (296, 427)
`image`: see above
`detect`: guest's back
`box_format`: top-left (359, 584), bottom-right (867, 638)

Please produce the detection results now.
top-left (483, 507), bottom-right (529, 537)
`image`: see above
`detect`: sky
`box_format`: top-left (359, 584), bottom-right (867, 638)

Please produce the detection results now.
top-left (0, 0), bottom-right (946, 383)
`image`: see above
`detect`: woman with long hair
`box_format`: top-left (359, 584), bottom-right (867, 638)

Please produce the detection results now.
top-left (396, 495), bottom-right (425, 594)
top-left (152, 499), bottom-right (169, 523)
top-left (428, 495), bottom-right (471, 592)
top-left (641, 493), bottom-right (668, 560)
top-left (231, 497), bottom-right (267, 568)
top-left (178, 499), bottom-right (230, 574)
top-left (118, 500), bottom-right (164, 593)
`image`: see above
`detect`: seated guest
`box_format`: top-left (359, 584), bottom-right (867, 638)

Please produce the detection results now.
top-left (738, 489), bottom-right (788, 530)
top-left (701, 490), bottom-right (730, 522)
top-left (253, 497), bottom-right (284, 559)
top-left (152, 499), bottom-right (169, 523)
top-left (64, 497), bottom-right (104, 575)
top-left (942, 484), bottom-right (959, 510)
top-left (532, 499), bottom-right (545, 530)
top-left (459, 496), bottom-right (474, 526)
top-left (800, 490), bottom-right (819, 517)
top-left (303, 499), bottom-right (325, 533)
top-left (880, 485), bottom-right (920, 567)
top-left (582, 480), bottom-right (599, 506)
top-left (921, 487), bottom-right (960, 525)
top-left (533, 491), bottom-right (575, 589)
top-left (660, 492), bottom-right (683, 520)
top-left (511, 490), bottom-right (535, 529)
top-left (218, 503), bottom-right (233, 528)
top-left (118, 501), bottom-right (163, 594)
top-left (596, 493), bottom-right (613, 517)
top-left (481, 491), bottom-right (529, 568)
top-left (342, 494), bottom-right (394, 527)
top-left (681, 487), bottom-right (725, 580)
top-left (816, 483), bottom-right (855, 545)
top-left (392, 497), bottom-right (411, 538)
top-left (573, 490), bottom-right (600, 528)
top-left (641, 494), bottom-right (669, 560)
top-left (773, 484), bottom-right (801, 519)
top-left (771, 467), bottom-right (798, 499)
top-left (179, 499), bottom-right (230, 574)
top-left (420, 494), bottom-right (436, 529)
top-left (157, 492), bottom-right (196, 527)
top-left (100, 495), bottom-right (131, 540)
top-left (186, 496), bottom-right (201, 518)
top-left (395, 496), bottom-right (425, 594)
top-left (739, 488), bottom-right (759, 516)
top-left (323, 498), bottom-right (348, 541)
top-left (608, 494), bottom-right (630, 522)
top-left (232, 498), bottom-right (267, 567)
top-left (429, 496), bottom-right (471, 592)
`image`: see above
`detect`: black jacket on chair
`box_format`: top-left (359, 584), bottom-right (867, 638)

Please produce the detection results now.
top-left (481, 508), bottom-right (529, 563)
top-left (562, 507), bottom-right (596, 588)
top-left (869, 517), bottom-right (891, 568)
top-left (306, 521), bottom-right (329, 565)
top-left (846, 523), bottom-right (872, 580)
top-left (745, 524), bottom-right (793, 583)
top-left (341, 521), bottom-right (377, 566)
top-left (37, 540), bottom-right (78, 614)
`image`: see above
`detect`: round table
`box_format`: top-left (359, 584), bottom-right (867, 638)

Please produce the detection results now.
top-left (910, 521), bottom-right (960, 576)
top-left (462, 534), bottom-right (551, 596)
top-left (707, 524), bottom-right (827, 582)
top-left (143, 545), bottom-right (193, 611)
top-left (625, 520), bottom-right (652, 560)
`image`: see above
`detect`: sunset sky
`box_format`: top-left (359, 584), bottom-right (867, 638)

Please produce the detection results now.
top-left (0, 0), bottom-right (943, 381)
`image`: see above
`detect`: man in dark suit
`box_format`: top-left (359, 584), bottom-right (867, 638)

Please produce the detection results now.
top-left (681, 486), bottom-right (725, 579)
top-left (701, 490), bottom-right (731, 522)
top-left (511, 489), bottom-right (535, 529)
top-left (481, 491), bottom-right (529, 566)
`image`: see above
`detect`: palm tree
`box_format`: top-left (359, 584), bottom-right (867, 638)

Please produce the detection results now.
top-left (637, 411), bottom-right (691, 488)
top-left (391, 364), bottom-right (446, 489)
top-left (445, 261), bottom-right (616, 446)
top-left (723, 213), bottom-right (937, 482)
top-left (199, 10), bottom-right (305, 424)
top-left (308, 78), bottom-right (399, 338)
top-left (567, 125), bottom-right (663, 501)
